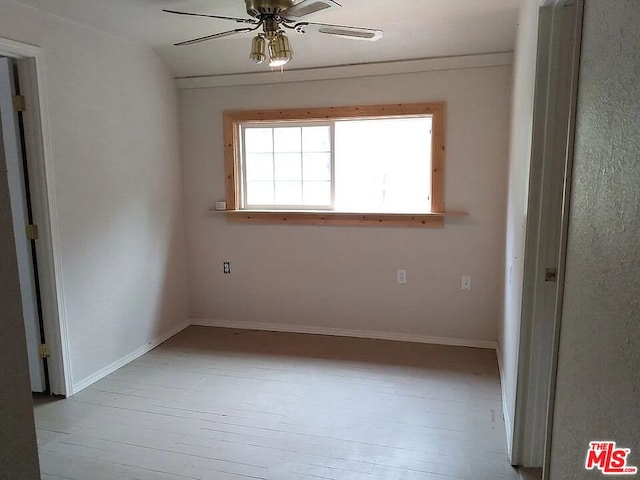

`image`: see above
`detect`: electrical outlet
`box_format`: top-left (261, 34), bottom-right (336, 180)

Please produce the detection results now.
top-left (223, 261), bottom-right (231, 274)
top-left (461, 275), bottom-right (471, 291)
top-left (397, 269), bottom-right (407, 285)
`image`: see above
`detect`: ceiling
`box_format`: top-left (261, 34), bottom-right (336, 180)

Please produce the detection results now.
top-left (15, 0), bottom-right (521, 78)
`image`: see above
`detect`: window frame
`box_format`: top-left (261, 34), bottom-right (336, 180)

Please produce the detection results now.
top-left (223, 102), bottom-right (447, 227)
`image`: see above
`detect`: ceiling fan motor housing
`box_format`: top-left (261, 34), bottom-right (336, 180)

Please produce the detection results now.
top-left (245, 0), bottom-right (295, 18)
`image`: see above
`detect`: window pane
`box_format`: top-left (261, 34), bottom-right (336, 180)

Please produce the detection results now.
top-left (334, 117), bottom-right (432, 213)
top-left (274, 127), bottom-right (301, 153)
top-left (275, 182), bottom-right (302, 205)
top-left (303, 153), bottom-right (331, 181)
top-left (274, 153), bottom-right (302, 181)
top-left (246, 181), bottom-right (274, 205)
top-left (245, 153), bottom-right (273, 181)
top-left (303, 181), bottom-right (331, 206)
top-left (245, 128), bottom-right (273, 153)
top-left (302, 126), bottom-right (331, 152)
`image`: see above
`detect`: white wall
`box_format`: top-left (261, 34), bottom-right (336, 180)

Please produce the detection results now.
top-left (180, 63), bottom-right (511, 344)
top-left (0, 1), bottom-right (189, 391)
top-left (549, 1), bottom-right (640, 477)
top-left (500, 0), bottom-right (541, 454)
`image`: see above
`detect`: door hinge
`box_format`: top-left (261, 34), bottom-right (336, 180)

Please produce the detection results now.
top-left (26, 224), bottom-right (39, 240)
top-left (545, 268), bottom-right (558, 282)
top-left (12, 94), bottom-right (26, 112)
top-left (39, 343), bottom-right (50, 359)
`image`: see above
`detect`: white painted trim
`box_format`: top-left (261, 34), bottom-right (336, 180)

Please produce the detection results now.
top-left (496, 343), bottom-right (513, 458)
top-left (512, 1), bottom-right (582, 468)
top-left (0, 36), bottom-right (71, 396)
top-left (176, 52), bottom-right (514, 90)
top-left (190, 319), bottom-right (498, 350)
top-left (542, 1), bottom-right (583, 477)
top-left (71, 321), bottom-right (190, 395)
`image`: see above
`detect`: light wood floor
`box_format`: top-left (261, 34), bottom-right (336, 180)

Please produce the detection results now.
top-left (519, 468), bottom-right (543, 480)
top-left (34, 326), bottom-right (521, 479)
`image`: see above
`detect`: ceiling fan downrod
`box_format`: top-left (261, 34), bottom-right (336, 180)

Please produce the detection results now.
top-left (245, 0), bottom-right (295, 18)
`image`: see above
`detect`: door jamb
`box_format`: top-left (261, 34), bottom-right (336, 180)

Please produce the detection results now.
top-left (0, 36), bottom-right (71, 396)
top-left (511, 0), bottom-right (583, 467)
top-left (542, 1), bottom-right (583, 477)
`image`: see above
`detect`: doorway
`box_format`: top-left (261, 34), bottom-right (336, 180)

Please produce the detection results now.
top-left (0, 37), bottom-right (70, 397)
top-left (0, 55), bottom-right (48, 392)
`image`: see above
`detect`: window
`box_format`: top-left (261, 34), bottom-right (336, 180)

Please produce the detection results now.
top-left (242, 123), bottom-right (333, 209)
top-left (223, 103), bottom-right (447, 227)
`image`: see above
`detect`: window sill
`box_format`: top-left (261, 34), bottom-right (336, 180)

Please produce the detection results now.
top-left (211, 210), bottom-right (468, 227)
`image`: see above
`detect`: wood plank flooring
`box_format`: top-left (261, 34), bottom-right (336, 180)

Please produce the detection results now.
top-left (34, 326), bottom-right (520, 479)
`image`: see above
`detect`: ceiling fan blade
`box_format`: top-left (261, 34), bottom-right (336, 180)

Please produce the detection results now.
top-left (279, 0), bottom-right (341, 20)
top-left (294, 22), bottom-right (383, 41)
top-left (175, 28), bottom-right (255, 46)
top-left (163, 9), bottom-right (259, 25)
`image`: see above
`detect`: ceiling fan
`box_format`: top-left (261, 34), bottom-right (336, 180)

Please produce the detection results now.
top-left (164, 0), bottom-right (383, 68)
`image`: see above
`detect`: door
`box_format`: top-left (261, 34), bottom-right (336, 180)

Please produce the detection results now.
top-left (0, 56), bottom-right (47, 392)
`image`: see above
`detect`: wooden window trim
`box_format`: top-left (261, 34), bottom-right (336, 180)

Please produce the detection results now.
top-left (222, 102), bottom-right (457, 227)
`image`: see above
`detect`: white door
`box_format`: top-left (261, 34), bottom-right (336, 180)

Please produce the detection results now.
top-left (0, 56), bottom-right (46, 392)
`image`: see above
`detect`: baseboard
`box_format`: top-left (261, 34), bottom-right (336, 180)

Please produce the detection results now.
top-left (190, 318), bottom-right (498, 350)
top-left (496, 343), bottom-right (513, 459)
top-left (71, 321), bottom-right (190, 395)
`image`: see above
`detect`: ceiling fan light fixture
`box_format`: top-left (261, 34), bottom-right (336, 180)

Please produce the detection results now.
top-left (268, 31), bottom-right (293, 67)
top-left (249, 35), bottom-right (267, 63)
